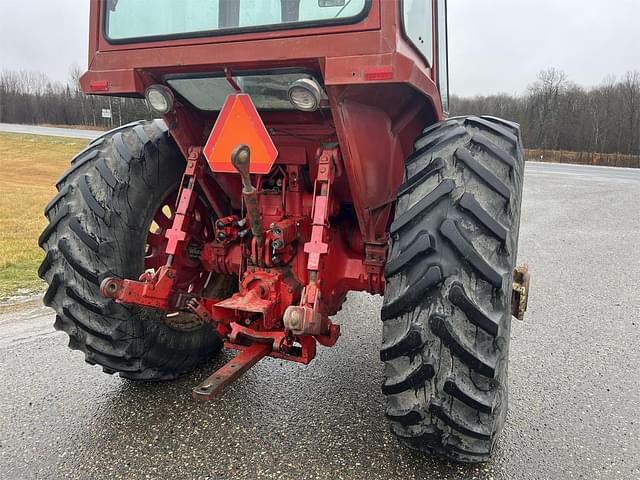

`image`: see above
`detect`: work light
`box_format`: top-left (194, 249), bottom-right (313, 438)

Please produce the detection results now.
top-left (287, 78), bottom-right (322, 112)
top-left (145, 85), bottom-right (175, 115)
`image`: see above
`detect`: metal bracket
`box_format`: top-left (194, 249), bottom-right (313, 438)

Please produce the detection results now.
top-left (512, 265), bottom-right (530, 321)
top-left (364, 242), bottom-right (387, 294)
top-left (101, 266), bottom-right (178, 310)
top-left (286, 146), bottom-right (341, 344)
top-left (165, 147), bottom-right (204, 258)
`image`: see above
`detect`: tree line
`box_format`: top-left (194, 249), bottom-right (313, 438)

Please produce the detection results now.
top-left (0, 66), bottom-right (150, 128)
top-left (0, 66), bottom-right (638, 155)
top-left (451, 68), bottom-right (640, 156)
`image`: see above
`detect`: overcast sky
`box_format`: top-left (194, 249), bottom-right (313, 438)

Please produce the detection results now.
top-left (0, 0), bottom-right (638, 97)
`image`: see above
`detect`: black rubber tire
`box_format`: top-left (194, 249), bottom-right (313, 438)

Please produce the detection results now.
top-left (381, 115), bottom-right (525, 462)
top-left (38, 120), bottom-right (225, 380)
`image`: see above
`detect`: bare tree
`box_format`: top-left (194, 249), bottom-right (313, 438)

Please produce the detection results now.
top-left (619, 71), bottom-right (640, 154)
top-left (0, 68), bottom-right (150, 128)
top-left (451, 68), bottom-right (639, 156)
top-left (0, 65), bottom-right (637, 157)
top-left (526, 68), bottom-right (568, 149)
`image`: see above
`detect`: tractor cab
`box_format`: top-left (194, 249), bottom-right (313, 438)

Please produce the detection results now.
top-left (89, 1), bottom-right (449, 119)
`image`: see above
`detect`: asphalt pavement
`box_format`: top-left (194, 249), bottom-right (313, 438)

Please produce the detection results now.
top-left (0, 123), bottom-right (103, 140)
top-left (1, 162), bottom-right (639, 480)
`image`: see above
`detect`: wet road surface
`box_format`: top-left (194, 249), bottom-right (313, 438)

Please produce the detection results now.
top-left (1, 162), bottom-right (639, 480)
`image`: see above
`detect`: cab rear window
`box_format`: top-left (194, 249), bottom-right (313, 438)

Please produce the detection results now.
top-left (105, 0), bottom-right (370, 43)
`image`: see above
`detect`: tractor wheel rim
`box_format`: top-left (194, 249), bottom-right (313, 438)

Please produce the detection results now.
top-left (144, 190), bottom-right (214, 331)
top-left (144, 190), bottom-right (213, 293)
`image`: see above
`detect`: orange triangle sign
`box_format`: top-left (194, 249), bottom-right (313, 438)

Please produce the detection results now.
top-left (203, 94), bottom-right (278, 175)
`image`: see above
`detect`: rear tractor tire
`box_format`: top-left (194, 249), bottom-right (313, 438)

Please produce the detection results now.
top-left (381, 116), bottom-right (525, 462)
top-left (39, 120), bottom-right (234, 380)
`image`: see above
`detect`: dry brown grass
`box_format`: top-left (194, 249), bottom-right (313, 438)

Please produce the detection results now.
top-left (0, 133), bottom-right (88, 299)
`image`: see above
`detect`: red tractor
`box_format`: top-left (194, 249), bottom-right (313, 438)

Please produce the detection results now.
top-left (39, 0), bottom-right (529, 463)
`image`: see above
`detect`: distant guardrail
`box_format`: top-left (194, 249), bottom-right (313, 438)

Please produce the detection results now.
top-left (526, 149), bottom-right (640, 168)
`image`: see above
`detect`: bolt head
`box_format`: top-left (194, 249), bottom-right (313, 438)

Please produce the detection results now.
top-left (288, 309), bottom-right (302, 329)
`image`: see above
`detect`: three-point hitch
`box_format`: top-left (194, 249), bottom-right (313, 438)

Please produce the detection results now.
top-left (101, 135), bottom-right (378, 399)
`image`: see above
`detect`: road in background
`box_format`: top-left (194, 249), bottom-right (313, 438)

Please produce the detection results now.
top-left (3, 122), bottom-right (639, 181)
top-left (1, 163), bottom-right (639, 480)
top-left (526, 161), bottom-right (640, 181)
top-left (0, 123), bottom-right (102, 140)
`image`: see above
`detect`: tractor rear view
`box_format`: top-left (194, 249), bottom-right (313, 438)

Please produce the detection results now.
top-left (39, 0), bottom-right (529, 463)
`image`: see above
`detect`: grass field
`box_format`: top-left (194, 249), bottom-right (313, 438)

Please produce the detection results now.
top-left (0, 133), bottom-right (88, 300)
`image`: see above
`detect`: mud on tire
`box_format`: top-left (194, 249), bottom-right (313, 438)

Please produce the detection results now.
top-left (39, 120), bottom-right (227, 380)
top-left (381, 116), bottom-right (525, 462)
